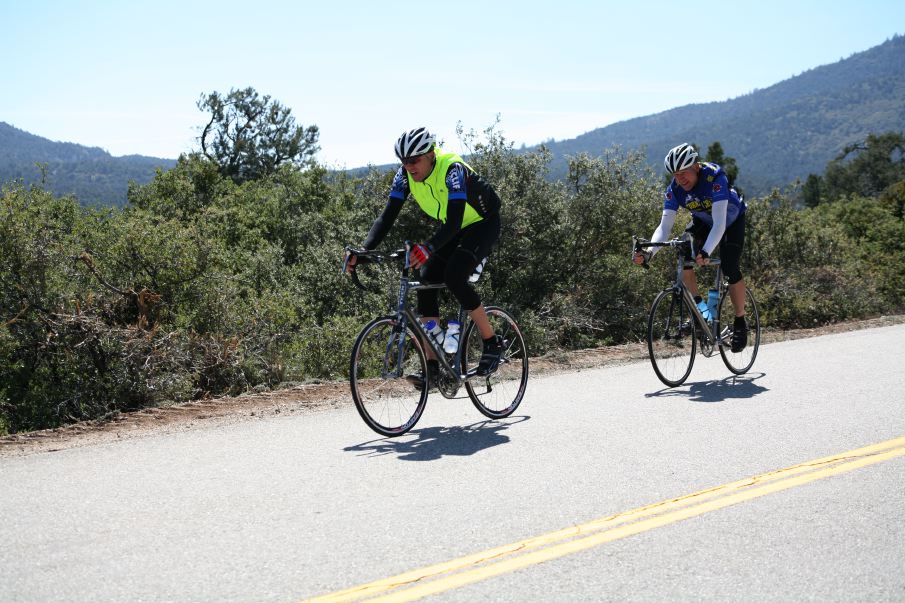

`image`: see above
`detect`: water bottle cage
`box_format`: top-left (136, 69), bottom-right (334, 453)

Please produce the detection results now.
top-left (707, 289), bottom-right (719, 318)
top-left (424, 320), bottom-right (444, 348)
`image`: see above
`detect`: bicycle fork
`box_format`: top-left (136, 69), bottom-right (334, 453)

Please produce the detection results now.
top-left (382, 275), bottom-right (416, 379)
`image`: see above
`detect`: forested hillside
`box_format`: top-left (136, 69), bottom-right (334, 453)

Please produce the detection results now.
top-left (539, 35), bottom-right (905, 195)
top-left (3, 37), bottom-right (904, 204)
top-left (0, 122), bottom-right (176, 206)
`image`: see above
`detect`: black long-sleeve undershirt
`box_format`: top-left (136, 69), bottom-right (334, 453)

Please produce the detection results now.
top-left (361, 195), bottom-right (466, 251)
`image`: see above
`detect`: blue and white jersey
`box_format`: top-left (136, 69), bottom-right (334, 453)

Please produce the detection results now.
top-left (664, 162), bottom-right (745, 226)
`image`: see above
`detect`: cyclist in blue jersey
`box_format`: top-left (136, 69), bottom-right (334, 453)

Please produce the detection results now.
top-left (632, 143), bottom-right (749, 352)
top-left (346, 127), bottom-right (504, 383)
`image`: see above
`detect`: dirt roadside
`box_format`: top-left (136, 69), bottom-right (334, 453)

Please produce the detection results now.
top-left (3, 315), bottom-right (903, 457)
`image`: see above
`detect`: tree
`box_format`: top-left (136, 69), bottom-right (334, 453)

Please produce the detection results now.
top-left (198, 87), bottom-right (319, 183)
top-left (704, 141), bottom-right (739, 188)
top-left (879, 178), bottom-right (905, 219)
top-left (802, 173), bottom-right (824, 208)
top-left (823, 131), bottom-right (905, 200)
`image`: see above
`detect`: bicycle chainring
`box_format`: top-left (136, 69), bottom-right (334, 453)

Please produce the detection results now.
top-left (436, 370), bottom-right (461, 398)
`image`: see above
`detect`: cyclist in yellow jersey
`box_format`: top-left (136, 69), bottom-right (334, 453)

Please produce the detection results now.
top-left (346, 127), bottom-right (504, 380)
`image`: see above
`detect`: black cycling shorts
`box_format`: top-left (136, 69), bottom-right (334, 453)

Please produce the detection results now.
top-left (685, 212), bottom-right (746, 284)
top-left (417, 212), bottom-right (501, 316)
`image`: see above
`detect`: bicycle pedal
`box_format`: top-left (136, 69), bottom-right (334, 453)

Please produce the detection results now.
top-left (464, 368), bottom-right (495, 380)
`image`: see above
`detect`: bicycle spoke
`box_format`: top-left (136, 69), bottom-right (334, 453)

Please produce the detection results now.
top-left (350, 317), bottom-right (428, 436)
top-left (718, 287), bottom-right (761, 374)
top-left (463, 307), bottom-right (528, 419)
top-left (648, 289), bottom-right (696, 387)
top-left (346, 249), bottom-right (528, 431)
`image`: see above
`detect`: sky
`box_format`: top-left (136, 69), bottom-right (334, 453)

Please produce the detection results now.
top-left (3, 1), bottom-right (904, 168)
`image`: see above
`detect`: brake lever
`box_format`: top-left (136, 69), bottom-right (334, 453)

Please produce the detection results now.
top-left (341, 252), bottom-right (352, 275)
top-left (349, 267), bottom-right (367, 291)
top-left (632, 237), bottom-right (651, 270)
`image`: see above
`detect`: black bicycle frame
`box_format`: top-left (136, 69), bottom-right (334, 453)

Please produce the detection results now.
top-left (389, 245), bottom-right (470, 382)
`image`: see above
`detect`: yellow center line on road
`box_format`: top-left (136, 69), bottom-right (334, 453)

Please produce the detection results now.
top-left (302, 436), bottom-right (905, 603)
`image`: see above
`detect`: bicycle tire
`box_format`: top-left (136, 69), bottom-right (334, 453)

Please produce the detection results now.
top-left (349, 316), bottom-right (428, 437)
top-left (647, 288), bottom-right (697, 387)
top-left (462, 306), bottom-right (529, 419)
top-left (718, 287), bottom-right (761, 374)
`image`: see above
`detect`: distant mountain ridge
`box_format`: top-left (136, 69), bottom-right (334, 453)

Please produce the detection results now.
top-left (539, 34), bottom-right (905, 195)
top-left (3, 35), bottom-right (904, 204)
top-left (0, 122), bottom-right (176, 206)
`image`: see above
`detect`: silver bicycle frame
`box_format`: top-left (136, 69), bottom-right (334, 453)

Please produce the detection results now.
top-left (673, 256), bottom-right (723, 345)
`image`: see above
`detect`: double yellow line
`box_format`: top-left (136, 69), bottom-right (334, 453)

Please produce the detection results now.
top-left (305, 436), bottom-right (905, 603)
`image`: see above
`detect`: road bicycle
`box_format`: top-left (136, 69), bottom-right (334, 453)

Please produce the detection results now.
top-left (343, 243), bottom-right (529, 437)
top-left (633, 235), bottom-right (761, 387)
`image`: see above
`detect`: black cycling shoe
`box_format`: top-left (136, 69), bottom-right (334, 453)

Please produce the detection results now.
top-left (406, 360), bottom-right (439, 392)
top-left (475, 335), bottom-right (503, 376)
top-left (730, 324), bottom-right (748, 353)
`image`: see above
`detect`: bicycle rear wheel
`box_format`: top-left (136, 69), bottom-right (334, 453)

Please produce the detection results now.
top-left (462, 306), bottom-right (529, 419)
top-left (648, 288), bottom-right (697, 387)
top-left (718, 287), bottom-right (761, 374)
top-left (350, 316), bottom-right (428, 437)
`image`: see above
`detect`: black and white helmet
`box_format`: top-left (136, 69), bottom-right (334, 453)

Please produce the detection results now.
top-left (394, 127), bottom-right (436, 160)
top-left (664, 143), bottom-right (699, 173)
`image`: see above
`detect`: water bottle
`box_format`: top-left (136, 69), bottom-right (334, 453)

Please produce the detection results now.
top-left (707, 288), bottom-right (719, 320)
top-left (696, 299), bottom-right (711, 321)
top-left (443, 320), bottom-right (461, 354)
top-left (424, 320), bottom-right (444, 347)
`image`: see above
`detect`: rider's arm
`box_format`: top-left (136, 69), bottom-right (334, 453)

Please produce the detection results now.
top-left (648, 209), bottom-right (677, 257)
top-left (425, 163), bottom-right (468, 250)
top-left (362, 167), bottom-right (408, 250)
top-left (701, 200), bottom-right (727, 255)
top-left (362, 198), bottom-right (404, 250)
top-left (700, 171), bottom-right (732, 256)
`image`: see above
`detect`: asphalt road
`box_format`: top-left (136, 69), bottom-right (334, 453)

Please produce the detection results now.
top-left (2, 325), bottom-right (904, 602)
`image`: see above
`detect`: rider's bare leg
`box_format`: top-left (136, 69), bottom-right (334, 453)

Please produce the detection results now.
top-left (728, 280), bottom-right (746, 318)
top-left (682, 269), bottom-right (701, 299)
top-left (469, 305), bottom-right (495, 340)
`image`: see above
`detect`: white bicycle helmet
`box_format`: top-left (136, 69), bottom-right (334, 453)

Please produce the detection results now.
top-left (664, 143), bottom-right (699, 173)
top-left (394, 127), bottom-right (436, 160)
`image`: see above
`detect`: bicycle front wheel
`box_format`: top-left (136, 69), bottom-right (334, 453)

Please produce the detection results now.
top-left (718, 287), bottom-right (761, 374)
top-left (350, 316), bottom-right (428, 437)
top-left (647, 288), bottom-right (697, 387)
top-left (462, 306), bottom-right (529, 419)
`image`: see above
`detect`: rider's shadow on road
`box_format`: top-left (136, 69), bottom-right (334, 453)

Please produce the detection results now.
top-left (344, 416), bottom-right (530, 461)
top-left (645, 372), bottom-right (768, 403)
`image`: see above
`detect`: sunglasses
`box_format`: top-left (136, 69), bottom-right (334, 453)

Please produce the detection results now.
top-left (401, 154), bottom-right (424, 166)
